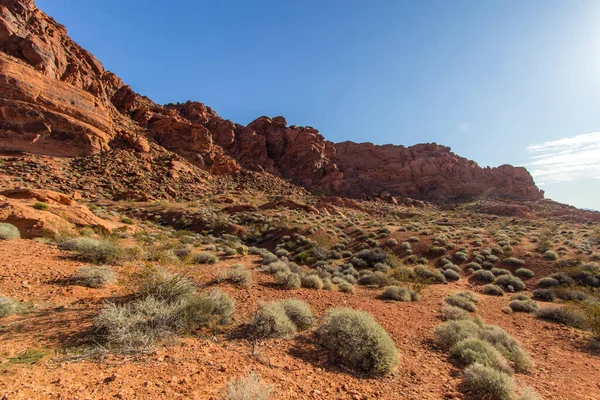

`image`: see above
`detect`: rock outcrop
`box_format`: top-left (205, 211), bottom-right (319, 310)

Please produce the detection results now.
top-left (0, 0), bottom-right (544, 202)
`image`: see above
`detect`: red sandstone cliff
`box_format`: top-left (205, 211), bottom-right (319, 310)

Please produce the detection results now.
top-left (0, 0), bottom-right (543, 202)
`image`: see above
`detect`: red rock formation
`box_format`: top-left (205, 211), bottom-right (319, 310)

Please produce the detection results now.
top-left (333, 142), bottom-right (543, 201)
top-left (0, 0), bottom-right (543, 203)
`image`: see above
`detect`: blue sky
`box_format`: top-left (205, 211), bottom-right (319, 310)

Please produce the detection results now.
top-left (37, 0), bottom-right (600, 210)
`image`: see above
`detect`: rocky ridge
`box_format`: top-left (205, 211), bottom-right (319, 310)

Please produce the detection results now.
top-left (0, 0), bottom-right (543, 202)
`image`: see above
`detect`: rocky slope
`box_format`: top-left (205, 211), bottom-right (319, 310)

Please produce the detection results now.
top-left (0, 0), bottom-right (543, 202)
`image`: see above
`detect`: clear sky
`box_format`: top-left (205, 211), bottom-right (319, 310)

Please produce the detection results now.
top-left (36, 0), bottom-right (600, 210)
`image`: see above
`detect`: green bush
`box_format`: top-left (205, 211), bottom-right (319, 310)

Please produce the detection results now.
top-left (225, 372), bottom-right (272, 400)
top-left (462, 363), bottom-right (514, 400)
top-left (71, 266), bottom-right (115, 288)
top-left (60, 237), bottom-right (121, 264)
top-left (33, 202), bottom-right (49, 210)
top-left (381, 286), bottom-right (419, 302)
top-left (450, 338), bottom-right (512, 373)
top-left (444, 294), bottom-right (477, 312)
top-left (318, 308), bottom-right (399, 376)
top-left (193, 252), bottom-right (219, 264)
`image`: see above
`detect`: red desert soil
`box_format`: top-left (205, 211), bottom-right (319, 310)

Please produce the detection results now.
top-left (1, 239), bottom-right (599, 400)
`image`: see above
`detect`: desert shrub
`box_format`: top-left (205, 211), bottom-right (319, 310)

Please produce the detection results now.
top-left (462, 363), bottom-right (514, 400)
top-left (509, 300), bottom-right (538, 313)
top-left (491, 268), bottom-right (512, 277)
top-left (445, 294), bottom-right (477, 312)
top-left (353, 248), bottom-right (388, 268)
top-left (482, 284), bottom-right (504, 296)
top-left (532, 288), bottom-right (556, 302)
top-left (274, 271), bottom-right (301, 290)
top-left (338, 281), bottom-right (355, 294)
top-left (536, 277), bottom-right (560, 288)
top-left (478, 324), bottom-right (532, 372)
top-left (434, 319), bottom-right (481, 349)
top-left (515, 268), bottom-right (535, 280)
top-left (414, 266), bottom-right (446, 284)
top-left (94, 290), bottom-right (233, 351)
top-left (226, 264), bottom-right (252, 287)
top-left (32, 202), bottom-right (49, 210)
top-left (443, 269), bottom-right (461, 281)
top-left (225, 372), bottom-right (272, 400)
top-left (473, 270), bottom-right (495, 283)
top-left (301, 274), bottom-right (324, 289)
top-left (503, 257), bottom-right (525, 266)
top-left (374, 262), bottom-right (391, 273)
top-left (456, 291), bottom-right (479, 303)
top-left (322, 278), bottom-right (334, 290)
top-left (450, 338), bottom-right (511, 373)
top-left (358, 271), bottom-right (393, 287)
top-left (550, 272), bottom-right (574, 285)
top-left (553, 287), bottom-right (591, 302)
top-left (454, 251), bottom-right (468, 263)
top-left (193, 252), bottom-right (219, 265)
top-left (516, 388), bottom-right (543, 400)
top-left (466, 262), bottom-right (482, 271)
top-left (581, 303), bottom-right (600, 341)
top-left (71, 266), bottom-right (115, 288)
top-left (0, 223), bottom-right (20, 241)
top-left (317, 308), bottom-right (399, 376)
top-left (248, 302), bottom-right (297, 339)
top-left (510, 293), bottom-right (529, 301)
top-left (536, 306), bottom-right (585, 328)
top-left (494, 275), bottom-right (526, 292)
top-left (279, 299), bottom-right (315, 331)
top-left (442, 305), bottom-right (470, 320)
top-left (126, 266), bottom-right (195, 302)
top-left (0, 296), bottom-right (24, 318)
top-left (543, 250), bottom-right (559, 261)
top-left (428, 246), bottom-right (447, 257)
top-left (60, 238), bottom-right (121, 264)
top-left (381, 286), bottom-right (419, 302)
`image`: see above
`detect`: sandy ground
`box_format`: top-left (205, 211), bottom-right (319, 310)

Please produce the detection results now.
top-left (1, 239), bottom-right (599, 399)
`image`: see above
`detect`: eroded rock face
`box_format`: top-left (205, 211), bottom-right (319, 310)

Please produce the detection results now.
top-left (0, 0), bottom-right (543, 202)
top-left (334, 142), bottom-right (543, 201)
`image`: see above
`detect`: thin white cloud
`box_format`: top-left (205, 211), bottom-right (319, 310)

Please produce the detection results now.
top-left (526, 132), bottom-right (600, 184)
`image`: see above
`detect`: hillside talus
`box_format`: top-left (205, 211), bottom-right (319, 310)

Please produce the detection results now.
top-left (0, 0), bottom-right (543, 202)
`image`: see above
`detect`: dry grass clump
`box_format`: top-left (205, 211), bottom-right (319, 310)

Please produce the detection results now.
top-left (381, 286), bottom-right (419, 302)
top-left (192, 252), bottom-right (219, 264)
top-left (535, 306), bottom-right (585, 328)
top-left (0, 295), bottom-right (26, 318)
top-left (473, 269), bottom-right (495, 283)
top-left (0, 223), bottom-right (20, 240)
top-left (71, 266), bottom-right (115, 288)
top-left (225, 372), bottom-right (272, 400)
top-left (509, 299), bottom-right (538, 313)
top-left (60, 237), bottom-right (122, 264)
top-left (274, 271), bottom-right (301, 289)
top-left (482, 284), bottom-right (505, 296)
top-left (226, 264), bottom-right (253, 287)
top-left (441, 305), bottom-right (470, 321)
top-left (317, 308), bottom-right (398, 376)
top-left (444, 294), bottom-right (477, 312)
top-left (248, 299), bottom-right (314, 339)
top-left (450, 338), bottom-right (512, 373)
top-left (301, 274), bottom-right (324, 289)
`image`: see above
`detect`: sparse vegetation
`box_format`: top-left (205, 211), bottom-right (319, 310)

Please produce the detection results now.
top-left (71, 266), bottom-right (115, 288)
